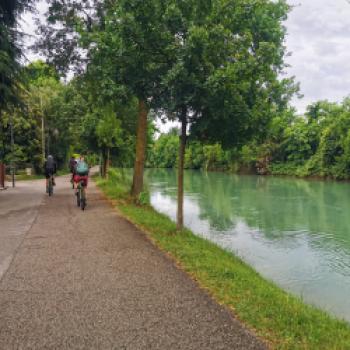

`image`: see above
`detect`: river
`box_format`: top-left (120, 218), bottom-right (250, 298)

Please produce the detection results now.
top-left (145, 169), bottom-right (350, 322)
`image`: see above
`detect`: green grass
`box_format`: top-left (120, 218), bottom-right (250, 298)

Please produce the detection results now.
top-left (95, 169), bottom-right (350, 350)
top-left (6, 169), bottom-right (69, 181)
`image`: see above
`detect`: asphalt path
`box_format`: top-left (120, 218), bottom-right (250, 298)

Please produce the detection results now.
top-left (0, 180), bottom-right (44, 280)
top-left (0, 175), bottom-right (266, 349)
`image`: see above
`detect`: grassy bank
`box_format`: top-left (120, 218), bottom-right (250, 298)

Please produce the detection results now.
top-left (95, 169), bottom-right (350, 350)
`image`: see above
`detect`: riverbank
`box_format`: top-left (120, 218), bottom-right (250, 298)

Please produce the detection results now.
top-left (145, 163), bottom-right (350, 183)
top-left (234, 160), bottom-right (350, 181)
top-left (95, 169), bottom-right (350, 349)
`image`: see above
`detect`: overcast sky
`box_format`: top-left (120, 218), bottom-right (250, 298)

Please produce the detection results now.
top-left (21, 0), bottom-right (350, 116)
top-left (285, 0), bottom-right (350, 112)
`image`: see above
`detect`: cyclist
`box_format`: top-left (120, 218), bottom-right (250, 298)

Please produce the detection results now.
top-left (44, 155), bottom-right (57, 190)
top-left (74, 155), bottom-right (89, 195)
top-left (69, 154), bottom-right (78, 187)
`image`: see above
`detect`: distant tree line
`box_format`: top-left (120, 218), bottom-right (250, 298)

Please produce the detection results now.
top-left (0, 60), bottom-right (139, 174)
top-left (148, 98), bottom-right (350, 180)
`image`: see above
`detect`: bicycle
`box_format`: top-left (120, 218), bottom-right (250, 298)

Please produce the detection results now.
top-left (70, 174), bottom-right (75, 189)
top-left (47, 174), bottom-right (54, 196)
top-left (76, 179), bottom-right (86, 210)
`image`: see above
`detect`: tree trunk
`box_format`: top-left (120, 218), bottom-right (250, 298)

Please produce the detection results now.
top-left (177, 110), bottom-right (187, 230)
top-left (41, 96), bottom-right (45, 162)
top-left (0, 110), bottom-right (4, 163)
top-left (131, 99), bottom-right (148, 199)
top-left (0, 163), bottom-right (5, 189)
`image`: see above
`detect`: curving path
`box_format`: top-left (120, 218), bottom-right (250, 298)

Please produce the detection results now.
top-left (0, 175), bottom-right (266, 349)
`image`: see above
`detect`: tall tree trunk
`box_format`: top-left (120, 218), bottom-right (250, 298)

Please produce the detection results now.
top-left (131, 98), bottom-right (148, 199)
top-left (0, 109), bottom-right (4, 188)
top-left (177, 109), bottom-right (187, 230)
top-left (0, 110), bottom-right (4, 162)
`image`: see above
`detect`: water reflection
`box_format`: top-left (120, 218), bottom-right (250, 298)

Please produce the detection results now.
top-left (145, 169), bottom-right (350, 322)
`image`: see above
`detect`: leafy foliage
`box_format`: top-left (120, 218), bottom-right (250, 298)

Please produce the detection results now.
top-left (148, 131), bottom-right (232, 171)
top-left (0, 60), bottom-right (138, 173)
top-left (148, 98), bottom-right (350, 180)
top-left (147, 132), bottom-right (179, 168)
top-left (0, 0), bottom-right (34, 111)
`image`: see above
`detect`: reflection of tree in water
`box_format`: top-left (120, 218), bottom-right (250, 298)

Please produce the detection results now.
top-left (194, 172), bottom-right (237, 230)
top-left (146, 169), bottom-right (350, 254)
top-left (231, 176), bottom-right (350, 253)
top-left (146, 169), bottom-right (235, 230)
top-left (145, 168), bottom-right (177, 193)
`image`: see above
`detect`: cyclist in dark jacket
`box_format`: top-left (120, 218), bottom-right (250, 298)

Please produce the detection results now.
top-left (69, 156), bottom-right (77, 173)
top-left (69, 155), bottom-right (78, 187)
top-left (44, 155), bottom-right (57, 188)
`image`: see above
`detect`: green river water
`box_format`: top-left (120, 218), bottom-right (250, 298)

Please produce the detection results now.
top-left (145, 169), bottom-right (350, 322)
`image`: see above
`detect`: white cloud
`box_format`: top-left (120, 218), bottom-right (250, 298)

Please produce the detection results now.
top-left (285, 0), bottom-right (350, 112)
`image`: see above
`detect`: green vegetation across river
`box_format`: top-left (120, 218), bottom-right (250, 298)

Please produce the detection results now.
top-left (148, 98), bottom-right (350, 180)
top-left (96, 169), bottom-right (350, 350)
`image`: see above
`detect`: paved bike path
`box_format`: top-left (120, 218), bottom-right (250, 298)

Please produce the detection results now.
top-left (0, 175), bottom-right (266, 349)
top-left (0, 180), bottom-right (44, 281)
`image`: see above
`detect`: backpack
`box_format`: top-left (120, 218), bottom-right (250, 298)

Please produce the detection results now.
top-left (45, 158), bottom-right (55, 171)
top-left (76, 161), bottom-right (89, 175)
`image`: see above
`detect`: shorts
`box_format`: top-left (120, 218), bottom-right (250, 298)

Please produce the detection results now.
top-left (45, 170), bottom-right (55, 179)
top-left (74, 174), bottom-right (88, 187)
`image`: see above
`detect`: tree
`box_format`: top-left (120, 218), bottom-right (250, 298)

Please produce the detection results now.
top-left (95, 107), bottom-right (123, 178)
top-left (190, 0), bottom-right (296, 147)
top-left (24, 62), bottom-right (62, 164)
top-left (0, 60), bottom-right (65, 171)
top-left (0, 0), bottom-right (34, 113)
top-left (38, 0), bottom-right (177, 199)
top-left (88, 0), bottom-right (181, 199)
top-left (0, 108), bottom-right (41, 166)
top-left (160, 0), bottom-right (296, 229)
top-left (148, 131), bottom-right (179, 168)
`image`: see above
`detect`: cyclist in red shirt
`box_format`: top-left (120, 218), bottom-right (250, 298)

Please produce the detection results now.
top-left (74, 155), bottom-right (89, 195)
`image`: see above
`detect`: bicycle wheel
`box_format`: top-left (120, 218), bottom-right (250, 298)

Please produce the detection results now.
top-left (76, 186), bottom-right (81, 207)
top-left (80, 187), bottom-right (86, 210)
top-left (48, 177), bottom-right (53, 196)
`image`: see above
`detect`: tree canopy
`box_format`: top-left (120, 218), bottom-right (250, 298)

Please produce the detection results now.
top-left (0, 0), bottom-right (34, 111)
